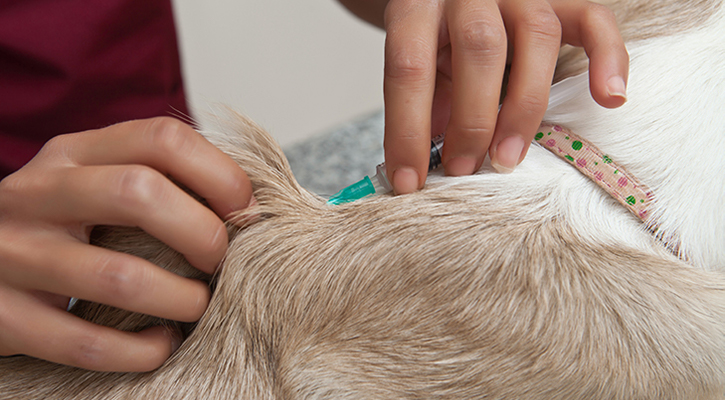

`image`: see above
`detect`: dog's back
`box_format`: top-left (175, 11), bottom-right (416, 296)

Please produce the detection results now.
top-left (1, 0), bottom-right (724, 398)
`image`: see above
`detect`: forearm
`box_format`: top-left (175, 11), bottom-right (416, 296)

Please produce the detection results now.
top-left (337, 0), bottom-right (389, 29)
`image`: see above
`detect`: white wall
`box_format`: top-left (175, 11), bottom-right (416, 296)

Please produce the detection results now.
top-left (172, 0), bottom-right (385, 146)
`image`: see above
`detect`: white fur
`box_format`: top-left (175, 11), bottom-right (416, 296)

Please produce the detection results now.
top-left (426, 5), bottom-right (725, 271)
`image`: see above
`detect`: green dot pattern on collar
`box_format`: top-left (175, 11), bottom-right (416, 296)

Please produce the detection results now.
top-left (537, 123), bottom-right (653, 223)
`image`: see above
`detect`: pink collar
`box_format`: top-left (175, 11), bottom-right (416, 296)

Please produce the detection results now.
top-left (536, 124), bottom-right (653, 222)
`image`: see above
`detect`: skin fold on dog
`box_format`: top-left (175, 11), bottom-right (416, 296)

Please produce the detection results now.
top-left (1, 0), bottom-right (724, 398)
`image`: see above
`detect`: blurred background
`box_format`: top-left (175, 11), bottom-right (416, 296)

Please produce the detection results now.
top-left (172, 0), bottom-right (386, 147)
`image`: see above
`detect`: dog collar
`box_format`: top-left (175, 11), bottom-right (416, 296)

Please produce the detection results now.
top-left (535, 124), bottom-right (653, 222)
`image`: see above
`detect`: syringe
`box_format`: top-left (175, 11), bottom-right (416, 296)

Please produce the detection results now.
top-left (327, 133), bottom-right (445, 205)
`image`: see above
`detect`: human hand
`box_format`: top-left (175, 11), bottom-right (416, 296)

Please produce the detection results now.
top-left (378, 0), bottom-right (628, 193)
top-left (0, 118), bottom-right (253, 371)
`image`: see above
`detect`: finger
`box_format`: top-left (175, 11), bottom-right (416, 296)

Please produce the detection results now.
top-left (46, 165), bottom-right (227, 273)
top-left (553, 1), bottom-right (629, 108)
top-left (0, 288), bottom-right (180, 372)
top-left (63, 117), bottom-right (253, 218)
top-left (0, 232), bottom-right (210, 322)
top-left (491, 0), bottom-right (561, 173)
top-left (442, 0), bottom-right (508, 176)
top-left (383, 0), bottom-right (441, 194)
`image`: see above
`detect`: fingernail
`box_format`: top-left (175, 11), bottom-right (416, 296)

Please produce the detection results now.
top-left (492, 136), bottom-right (525, 174)
top-left (444, 156), bottom-right (477, 176)
top-left (392, 167), bottom-right (420, 195)
top-left (606, 76), bottom-right (627, 100)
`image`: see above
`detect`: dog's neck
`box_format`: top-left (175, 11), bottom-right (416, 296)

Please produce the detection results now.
top-left (543, 6), bottom-right (725, 270)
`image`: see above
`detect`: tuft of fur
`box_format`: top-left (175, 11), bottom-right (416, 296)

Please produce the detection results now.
top-left (1, 1), bottom-right (724, 399)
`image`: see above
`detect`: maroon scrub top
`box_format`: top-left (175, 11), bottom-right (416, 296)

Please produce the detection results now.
top-left (0, 0), bottom-right (190, 178)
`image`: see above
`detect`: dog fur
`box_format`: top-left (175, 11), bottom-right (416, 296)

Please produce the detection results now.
top-left (1, 0), bottom-right (724, 398)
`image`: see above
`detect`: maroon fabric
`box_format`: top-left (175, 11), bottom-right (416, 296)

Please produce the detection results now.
top-left (0, 0), bottom-right (190, 178)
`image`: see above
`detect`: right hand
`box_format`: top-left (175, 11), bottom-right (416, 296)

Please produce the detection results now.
top-left (380, 0), bottom-right (628, 193)
top-left (0, 117), bottom-right (253, 372)
top-left (338, 0), bottom-right (628, 193)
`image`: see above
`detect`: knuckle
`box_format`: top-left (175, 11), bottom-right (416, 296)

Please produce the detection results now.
top-left (385, 42), bottom-right (435, 83)
top-left (146, 117), bottom-right (198, 158)
top-left (449, 120), bottom-right (496, 142)
top-left (68, 331), bottom-right (108, 370)
top-left (94, 254), bottom-right (148, 302)
top-left (584, 2), bottom-right (617, 26)
top-left (383, 0), bottom-right (434, 30)
top-left (41, 133), bottom-right (72, 154)
top-left (521, 7), bottom-right (561, 42)
top-left (382, 0), bottom-right (409, 26)
top-left (113, 166), bottom-right (166, 211)
top-left (35, 132), bottom-right (80, 162)
top-left (385, 130), bottom-right (421, 146)
top-left (0, 170), bottom-right (46, 217)
top-left (0, 173), bottom-right (23, 199)
top-left (457, 18), bottom-right (507, 54)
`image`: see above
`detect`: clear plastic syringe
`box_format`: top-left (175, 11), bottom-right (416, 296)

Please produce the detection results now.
top-left (327, 133), bottom-right (445, 205)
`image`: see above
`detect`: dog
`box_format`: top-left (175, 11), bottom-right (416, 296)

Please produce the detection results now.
top-left (1, 0), bottom-right (724, 398)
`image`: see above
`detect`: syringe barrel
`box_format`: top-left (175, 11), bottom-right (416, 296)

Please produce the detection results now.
top-left (373, 133), bottom-right (446, 194)
top-left (428, 133), bottom-right (445, 171)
